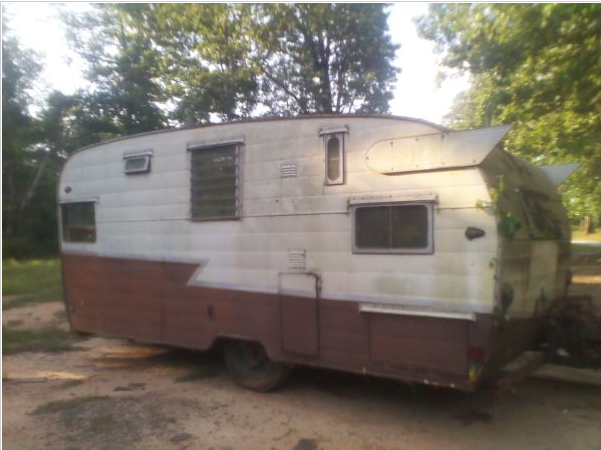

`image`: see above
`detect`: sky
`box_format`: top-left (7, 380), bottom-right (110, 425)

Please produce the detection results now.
top-left (3, 2), bottom-right (470, 125)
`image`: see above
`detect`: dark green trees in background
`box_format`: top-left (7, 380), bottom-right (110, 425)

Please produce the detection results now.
top-left (83, 3), bottom-right (399, 122)
top-left (244, 3), bottom-right (399, 115)
top-left (63, 4), bottom-right (168, 135)
top-left (417, 3), bottom-right (601, 226)
top-left (2, 28), bottom-right (45, 254)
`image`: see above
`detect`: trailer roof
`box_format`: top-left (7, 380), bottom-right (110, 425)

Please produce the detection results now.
top-left (72, 114), bottom-right (448, 155)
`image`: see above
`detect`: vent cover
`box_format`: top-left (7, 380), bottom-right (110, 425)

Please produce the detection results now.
top-left (123, 150), bottom-right (153, 175)
top-left (288, 249), bottom-right (306, 271)
top-left (281, 164), bottom-right (297, 178)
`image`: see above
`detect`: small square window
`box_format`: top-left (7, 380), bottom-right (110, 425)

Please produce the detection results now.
top-left (61, 202), bottom-right (97, 243)
top-left (124, 152), bottom-right (152, 174)
top-left (353, 203), bottom-right (433, 254)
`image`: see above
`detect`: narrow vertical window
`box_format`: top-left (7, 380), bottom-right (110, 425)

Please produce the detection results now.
top-left (323, 132), bottom-right (345, 185)
top-left (327, 136), bottom-right (341, 181)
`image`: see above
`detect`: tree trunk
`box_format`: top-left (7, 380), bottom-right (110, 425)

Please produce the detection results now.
top-left (580, 215), bottom-right (595, 234)
top-left (4, 163), bottom-right (16, 238)
top-left (15, 150), bottom-right (52, 231)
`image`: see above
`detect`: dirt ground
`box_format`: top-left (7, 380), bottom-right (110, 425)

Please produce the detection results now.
top-left (3, 255), bottom-right (601, 450)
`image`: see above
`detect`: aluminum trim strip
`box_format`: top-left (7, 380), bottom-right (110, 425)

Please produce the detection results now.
top-left (359, 303), bottom-right (476, 321)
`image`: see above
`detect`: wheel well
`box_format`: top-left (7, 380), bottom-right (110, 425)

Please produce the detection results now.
top-left (211, 336), bottom-right (279, 361)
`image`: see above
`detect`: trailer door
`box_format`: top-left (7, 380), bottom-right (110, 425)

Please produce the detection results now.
top-left (279, 273), bottom-right (320, 356)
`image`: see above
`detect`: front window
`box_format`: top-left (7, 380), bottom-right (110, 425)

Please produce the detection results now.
top-left (61, 202), bottom-right (97, 243)
top-left (353, 203), bottom-right (433, 254)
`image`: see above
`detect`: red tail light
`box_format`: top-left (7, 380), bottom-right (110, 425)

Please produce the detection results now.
top-left (468, 346), bottom-right (485, 362)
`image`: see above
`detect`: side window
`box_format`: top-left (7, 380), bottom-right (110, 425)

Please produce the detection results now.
top-left (324, 133), bottom-right (345, 185)
top-left (124, 151), bottom-right (152, 174)
top-left (61, 202), bottom-right (97, 243)
top-left (190, 143), bottom-right (240, 221)
top-left (353, 203), bottom-right (432, 254)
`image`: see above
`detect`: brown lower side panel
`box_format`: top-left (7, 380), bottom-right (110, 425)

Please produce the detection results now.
top-left (61, 254), bottom-right (541, 390)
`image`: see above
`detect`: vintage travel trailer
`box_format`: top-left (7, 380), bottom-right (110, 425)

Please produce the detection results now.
top-left (58, 115), bottom-right (572, 391)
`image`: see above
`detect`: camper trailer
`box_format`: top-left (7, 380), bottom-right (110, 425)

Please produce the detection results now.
top-left (58, 115), bottom-right (571, 391)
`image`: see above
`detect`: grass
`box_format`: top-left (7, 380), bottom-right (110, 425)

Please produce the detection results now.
top-left (571, 229), bottom-right (601, 242)
top-left (2, 327), bottom-right (81, 355)
top-left (571, 243), bottom-right (601, 259)
top-left (2, 258), bottom-right (63, 310)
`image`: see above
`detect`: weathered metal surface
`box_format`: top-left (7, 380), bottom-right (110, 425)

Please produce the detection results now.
top-left (365, 124), bottom-right (511, 174)
top-left (61, 254), bottom-right (486, 388)
top-left (368, 313), bottom-right (468, 376)
top-left (279, 274), bottom-right (320, 356)
top-left (540, 163), bottom-right (581, 186)
top-left (59, 116), bottom-right (499, 316)
top-left (479, 150), bottom-right (571, 321)
top-left (58, 115), bottom-right (571, 390)
top-left (62, 253), bottom-right (555, 390)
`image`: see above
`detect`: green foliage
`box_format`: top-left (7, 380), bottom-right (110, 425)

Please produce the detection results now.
top-left (142, 3), bottom-right (260, 123)
top-left (497, 213), bottom-right (522, 239)
top-left (77, 4), bottom-right (399, 122)
top-left (418, 4), bottom-right (601, 221)
top-left (63, 4), bottom-right (168, 135)
top-left (245, 4), bottom-right (399, 115)
top-left (2, 258), bottom-right (63, 309)
top-left (2, 16), bottom-right (44, 247)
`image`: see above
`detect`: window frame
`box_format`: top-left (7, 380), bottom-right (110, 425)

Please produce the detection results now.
top-left (188, 141), bottom-right (242, 222)
top-left (60, 200), bottom-right (98, 244)
top-left (123, 150), bottom-right (153, 175)
top-left (322, 132), bottom-right (346, 185)
top-left (351, 201), bottom-right (434, 255)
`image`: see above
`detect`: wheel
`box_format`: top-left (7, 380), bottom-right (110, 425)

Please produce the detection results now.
top-left (223, 340), bottom-right (290, 392)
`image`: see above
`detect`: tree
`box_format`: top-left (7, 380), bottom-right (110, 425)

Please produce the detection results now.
top-left (2, 18), bottom-right (43, 244)
top-left (137, 3), bottom-right (260, 123)
top-left (63, 4), bottom-right (167, 136)
top-left (2, 11), bottom-right (114, 257)
top-left (68, 4), bottom-right (400, 123)
top-left (418, 4), bottom-right (601, 223)
top-left (246, 3), bottom-right (399, 115)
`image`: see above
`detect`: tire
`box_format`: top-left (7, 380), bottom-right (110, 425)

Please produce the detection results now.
top-left (223, 340), bottom-right (290, 392)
